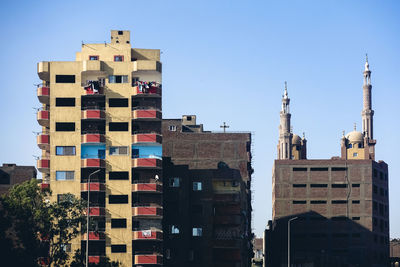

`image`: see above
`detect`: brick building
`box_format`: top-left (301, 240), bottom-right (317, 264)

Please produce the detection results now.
top-left (390, 239), bottom-right (400, 266)
top-left (265, 58), bottom-right (389, 267)
top-left (162, 115), bottom-right (253, 267)
top-left (0, 163), bottom-right (37, 195)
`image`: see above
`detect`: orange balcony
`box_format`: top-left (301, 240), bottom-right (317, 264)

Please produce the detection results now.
top-left (37, 110), bottom-right (49, 127)
top-left (132, 109), bottom-right (162, 120)
top-left (37, 133), bottom-right (50, 151)
top-left (81, 159), bottom-right (105, 168)
top-left (134, 254), bottom-right (162, 265)
top-left (81, 231), bottom-right (106, 241)
top-left (37, 159), bottom-right (50, 173)
top-left (37, 86), bottom-right (50, 104)
top-left (88, 256), bottom-right (101, 264)
top-left (133, 229), bottom-right (163, 241)
top-left (81, 182), bottom-right (106, 192)
top-left (132, 133), bottom-right (162, 144)
top-left (133, 85), bottom-right (161, 97)
top-left (85, 207), bottom-right (106, 216)
top-left (132, 205), bottom-right (163, 218)
top-left (132, 182), bottom-right (162, 193)
top-left (132, 158), bottom-right (162, 169)
top-left (81, 110), bottom-right (105, 120)
top-left (81, 133), bottom-right (105, 144)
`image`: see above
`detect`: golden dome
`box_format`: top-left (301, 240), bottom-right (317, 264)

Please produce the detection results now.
top-left (346, 131), bottom-right (364, 143)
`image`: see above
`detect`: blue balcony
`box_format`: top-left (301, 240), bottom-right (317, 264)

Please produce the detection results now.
top-left (81, 144), bottom-right (106, 159)
top-left (131, 145), bottom-right (162, 159)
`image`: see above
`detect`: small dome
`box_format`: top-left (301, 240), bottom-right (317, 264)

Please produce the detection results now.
top-left (346, 131), bottom-right (364, 143)
top-left (292, 134), bottom-right (301, 145)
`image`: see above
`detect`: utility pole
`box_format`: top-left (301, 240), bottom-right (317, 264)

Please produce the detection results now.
top-left (288, 217), bottom-right (298, 267)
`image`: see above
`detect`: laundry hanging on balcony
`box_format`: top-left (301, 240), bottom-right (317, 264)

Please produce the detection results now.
top-left (84, 80), bottom-right (100, 94)
top-left (142, 230), bottom-right (152, 237)
top-left (134, 81), bottom-right (161, 93)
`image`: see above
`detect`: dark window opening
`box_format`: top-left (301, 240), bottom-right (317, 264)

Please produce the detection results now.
top-left (118, 31), bottom-right (123, 35)
top-left (56, 75), bottom-right (75, 83)
top-left (114, 55), bottom-right (124, 62)
top-left (332, 200), bottom-right (347, 204)
top-left (111, 245), bottom-right (126, 253)
top-left (293, 184), bottom-right (306, 188)
top-left (56, 122), bottom-right (75, 131)
top-left (310, 200), bottom-right (327, 204)
top-left (109, 195), bottom-right (129, 204)
top-left (352, 200), bottom-right (360, 204)
top-left (109, 122), bottom-right (129, 131)
top-left (111, 219), bottom-right (127, 228)
top-left (56, 98), bottom-right (75, 107)
top-left (293, 168), bottom-right (307, 171)
top-left (109, 98), bottom-right (128, 107)
top-left (332, 167), bottom-right (347, 171)
top-left (332, 216), bottom-right (347, 221)
top-left (332, 184), bottom-right (347, 188)
top-left (81, 120), bottom-right (105, 134)
top-left (352, 184), bottom-right (360, 187)
top-left (310, 167), bottom-right (328, 171)
top-left (89, 55), bottom-right (99, 60)
top-left (81, 168), bottom-right (105, 183)
top-left (293, 200), bottom-right (306, 204)
top-left (0, 171), bottom-right (10, 185)
top-left (352, 217), bottom-right (360, 220)
top-left (310, 184), bottom-right (327, 188)
top-left (109, 171), bottom-right (129, 180)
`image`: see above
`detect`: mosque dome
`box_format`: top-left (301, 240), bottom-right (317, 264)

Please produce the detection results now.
top-left (292, 134), bottom-right (301, 145)
top-left (346, 131), bottom-right (364, 143)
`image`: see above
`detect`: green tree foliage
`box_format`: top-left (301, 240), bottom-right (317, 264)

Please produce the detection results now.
top-left (0, 179), bottom-right (85, 266)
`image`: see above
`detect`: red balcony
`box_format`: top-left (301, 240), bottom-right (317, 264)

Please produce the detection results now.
top-left (85, 207), bottom-right (106, 216)
top-left (81, 182), bottom-right (106, 192)
top-left (132, 182), bottom-right (162, 193)
top-left (37, 133), bottom-right (50, 151)
top-left (132, 109), bottom-right (162, 120)
top-left (40, 183), bottom-right (50, 190)
top-left (132, 133), bottom-right (162, 144)
top-left (37, 159), bottom-right (50, 173)
top-left (88, 256), bottom-right (101, 264)
top-left (81, 110), bottom-right (105, 120)
top-left (134, 254), bottom-right (162, 265)
top-left (132, 205), bottom-right (163, 218)
top-left (132, 158), bottom-right (162, 169)
top-left (37, 110), bottom-right (49, 127)
top-left (81, 133), bottom-right (106, 144)
top-left (133, 85), bottom-right (161, 97)
top-left (133, 229), bottom-right (163, 241)
top-left (81, 159), bottom-right (105, 168)
top-left (81, 231), bottom-right (106, 241)
top-left (37, 86), bottom-right (50, 104)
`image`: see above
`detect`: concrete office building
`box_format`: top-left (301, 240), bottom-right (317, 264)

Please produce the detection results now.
top-left (162, 115), bottom-right (253, 267)
top-left (36, 30), bottom-right (163, 266)
top-left (265, 59), bottom-right (389, 267)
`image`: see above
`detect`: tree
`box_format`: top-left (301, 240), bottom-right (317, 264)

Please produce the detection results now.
top-left (70, 249), bottom-right (120, 267)
top-left (0, 179), bottom-right (85, 266)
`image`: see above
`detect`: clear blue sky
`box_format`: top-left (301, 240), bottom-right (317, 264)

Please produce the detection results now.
top-left (0, 0), bottom-right (399, 238)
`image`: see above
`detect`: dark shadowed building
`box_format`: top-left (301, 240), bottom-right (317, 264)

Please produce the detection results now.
top-left (265, 59), bottom-right (389, 267)
top-left (0, 163), bottom-right (37, 195)
top-left (162, 115), bottom-right (253, 267)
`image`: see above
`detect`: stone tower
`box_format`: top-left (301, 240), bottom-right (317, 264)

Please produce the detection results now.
top-left (278, 82), bottom-right (292, 159)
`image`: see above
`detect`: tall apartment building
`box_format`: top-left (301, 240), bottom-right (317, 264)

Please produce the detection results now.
top-left (162, 116), bottom-right (253, 267)
top-left (36, 30), bottom-right (163, 266)
top-left (0, 163), bottom-right (37, 195)
top-left (265, 59), bottom-right (389, 267)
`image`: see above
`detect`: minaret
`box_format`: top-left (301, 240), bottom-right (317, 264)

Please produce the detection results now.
top-left (278, 82), bottom-right (292, 159)
top-left (362, 54), bottom-right (374, 139)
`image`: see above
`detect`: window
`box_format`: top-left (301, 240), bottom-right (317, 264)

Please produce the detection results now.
top-left (109, 98), bottom-right (128, 107)
top-left (0, 172), bottom-right (10, 184)
top-left (310, 200), bottom-right (327, 204)
top-left (56, 98), bottom-right (75, 107)
top-left (89, 55), bottom-right (99, 60)
top-left (332, 216), bottom-right (347, 221)
top-left (293, 184), bottom-right (306, 188)
top-left (373, 185), bottom-right (378, 194)
top-left (332, 167), bottom-right (347, 171)
top-left (347, 144), bottom-right (353, 148)
top-left (109, 122), bottom-right (129, 131)
top-left (109, 75), bottom-right (128, 83)
top-left (109, 195), bottom-right (128, 204)
top-left (310, 184), bottom-right (327, 188)
top-left (61, 243), bottom-right (71, 252)
top-left (352, 183), bottom-right (360, 187)
top-left (111, 245), bottom-right (126, 253)
top-left (310, 167), bottom-right (328, 171)
top-left (56, 122), bottom-right (75, 131)
top-left (192, 227), bottom-right (202, 237)
top-left (193, 182), bottom-right (202, 191)
top-left (352, 200), bottom-right (360, 204)
top-left (171, 225), bottom-right (180, 234)
top-left (56, 146), bottom-right (76, 155)
top-left (353, 152), bottom-right (358, 157)
top-left (111, 219), bottom-right (127, 228)
top-left (332, 200), bottom-right (347, 204)
top-left (56, 75), bottom-right (75, 83)
top-left (109, 171), bottom-right (129, 180)
top-left (169, 125), bottom-right (177, 132)
top-left (114, 55), bottom-right (124, 62)
top-left (293, 167), bottom-right (307, 171)
top-left (293, 200), bottom-right (306, 204)
top-left (169, 177), bottom-right (180, 187)
top-left (379, 188), bottom-right (384, 196)
top-left (56, 171), bottom-right (74, 181)
top-left (352, 217), bottom-right (360, 220)
top-left (109, 146), bottom-right (128, 155)
top-left (332, 184), bottom-right (347, 188)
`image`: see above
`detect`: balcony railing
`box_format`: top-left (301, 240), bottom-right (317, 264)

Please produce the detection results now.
top-left (81, 182), bottom-right (106, 192)
top-left (88, 256), bottom-right (101, 264)
top-left (132, 133), bottom-right (162, 144)
top-left (37, 86), bottom-right (50, 104)
top-left (81, 110), bottom-right (105, 120)
top-left (81, 231), bottom-right (106, 241)
top-left (81, 133), bottom-right (106, 144)
top-left (37, 158), bottom-right (50, 173)
top-left (37, 133), bottom-right (50, 151)
top-left (132, 108), bottom-right (162, 120)
top-left (134, 254), bottom-right (163, 265)
top-left (37, 110), bottom-right (50, 127)
top-left (132, 158), bottom-right (162, 169)
top-left (132, 229), bottom-right (163, 241)
top-left (132, 204), bottom-right (163, 218)
top-left (132, 82), bottom-right (162, 97)
top-left (84, 207), bottom-right (106, 216)
top-left (132, 182), bottom-right (162, 193)
top-left (81, 159), bottom-right (105, 168)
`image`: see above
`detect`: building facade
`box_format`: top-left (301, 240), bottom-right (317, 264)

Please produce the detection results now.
top-left (0, 163), bottom-right (37, 195)
top-left (36, 30), bottom-right (163, 266)
top-left (265, 59), bottom-right (389, 267)
top-left (162, 115), bottom-right (253, 267)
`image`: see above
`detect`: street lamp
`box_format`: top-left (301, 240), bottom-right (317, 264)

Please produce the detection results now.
top-left (86, 169), bottom-right (101, 267)
top-left (288, 217), bottom-right (298, 267)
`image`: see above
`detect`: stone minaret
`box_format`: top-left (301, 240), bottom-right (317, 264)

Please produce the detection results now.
top-left (278, 82), bottom-right (292, 159)
top-left (362, 55), bottom-right (374, 139)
